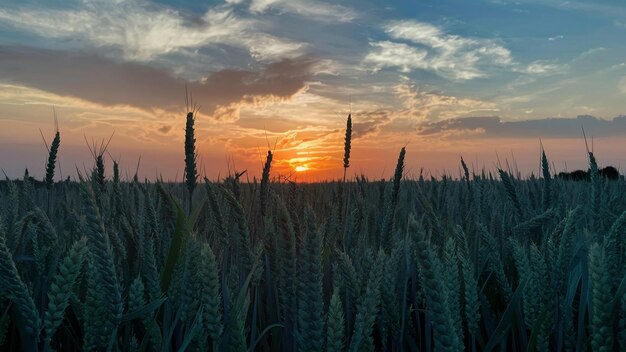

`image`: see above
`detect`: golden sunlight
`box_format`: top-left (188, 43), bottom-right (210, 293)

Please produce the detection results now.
top-left (294, 165), bottom-right (309, 172)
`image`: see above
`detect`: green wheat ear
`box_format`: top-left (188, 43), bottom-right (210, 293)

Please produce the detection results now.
top-left (411, 216), bottom-right (460, 352)
top-left (349, 251), bottom-right (384, 352)
top-left (442, 237), bottom-right (463, 348)
top-left (44, 237), bottom-right (88, 345)
top-left (589, 243), bottom-right (614, 352)
top-left (274, 193), bottom-right (297, 343)
top-left (80, 182), bottom-right (123, 333)
top-left (142, 239), bottom-right (162, 303)
top-left (619, 279), bottom-right (626, 351)
top-left (0, 234), bottom-right (40, 343)
top-left (128, 276), bottom-right (146, 313)
top-left (200, 243), bottom-right (223, 343)
top-left (296, 207), bottom-right (325, 351)
top-left (498, 168), bottom-right (523, 219)
top-left (326, 287), bottom-right (345, 352)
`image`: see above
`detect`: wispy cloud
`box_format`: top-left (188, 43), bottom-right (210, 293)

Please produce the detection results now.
top-left (351, 110), bottom-right (393, 138)
top-left (244, 33), bottom-right (306, 61)
top-left (0, 1), bottom-right (304, 62)
top-left (518, 60), bottom-right (567, 75)
top-left (393, 80), bottom-right (498, 122)
top-left (249, 0), bottom-right (357, 22)
top-left (363, 41), bottom-right (429, 73)
top-left (571, 47), bottom-right (606, 63)
top-left (364, 20), bottom-right (513, 80)
top-left (0, 2), bottom-right (246, 61)
top-left (364, 20), bottom-right (573, 80)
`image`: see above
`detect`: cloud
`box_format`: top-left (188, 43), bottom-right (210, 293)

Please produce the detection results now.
top-left (520, 61), bottom-right (566, 75)
top-left (274, 127), bottom-right (338, 150)
top-left (0, 46), bottom-right (315, 121)
top-left (249, 0), bottom-right (357, 22)
top-left (244, 33), bottom-right (306, 61)
top-left (158, 125), bottom-right (172, 134)
top-left (548, 35), bottom-right (564, 41)
top-left (364, 20), bottom-right (513, 79)
top-left (394, 80), bottom-right (498, 122)
top-left (364, 41), bottom-right (429, 73)
top-left (418, 115), bottom-right (626, 139)
top-left (0, 1), bottom-right (304, 62)
top-left (571, 47), bottom-right (606, 63)
top-left (0, 2), bottom-right (247, 61)
top-left (352, 110), bottom-right (393, 138)
top-left (364, 20), bottom-right (570, 80)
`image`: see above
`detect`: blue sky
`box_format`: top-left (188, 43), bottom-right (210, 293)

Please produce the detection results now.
top-left (1, 0), bottom-right (626, 180)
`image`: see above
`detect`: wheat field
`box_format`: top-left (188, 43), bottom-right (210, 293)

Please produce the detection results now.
top-left (1, 113), bottom-right (625, 352)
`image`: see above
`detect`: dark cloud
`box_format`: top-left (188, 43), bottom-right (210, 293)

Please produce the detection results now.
top-left (0, 45), bottom-right (315, 121)
top-left (352, 109), bottom-right (392, 138)
top-left (158, 125), bottom-right (172, 134)
top-left (418, 115), bottom-right (626, 139)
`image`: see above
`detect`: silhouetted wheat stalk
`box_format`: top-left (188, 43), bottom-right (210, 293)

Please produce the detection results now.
top-left (343, 113), bottom-right (352, 183)
top-left (39, 108), bottom-right (61, 213)
top-left (380, 146), bottom-right (405, 249)
top-left (259, 150), bottom-right (272, 218)
top-left (42, 108), bottom-right (60, 190)
top-left (184, 87), bottom-right (199, 213)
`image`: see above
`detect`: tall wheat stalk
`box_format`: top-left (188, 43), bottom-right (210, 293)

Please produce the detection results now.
top-left (40, 109), bottom-right (61, 214)
top-left (42, 109), bottom-right (60, 190)
top-left (184, 87), bottom-right (199, 213)
top-left (380, 146), bottom-right (405, 249)
top-left (184, 111), bottom-right (198, 213)
top-left (343, 113), bottom-right (352, 183)
top-left (260, 150), bottom-right (273, 218)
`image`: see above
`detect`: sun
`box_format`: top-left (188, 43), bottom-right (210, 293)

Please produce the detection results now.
top-left (295, 165), bottom-right (309, 172)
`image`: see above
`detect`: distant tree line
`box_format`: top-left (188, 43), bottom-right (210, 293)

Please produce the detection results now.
top-left (556, 165), bottom-right (620, 181)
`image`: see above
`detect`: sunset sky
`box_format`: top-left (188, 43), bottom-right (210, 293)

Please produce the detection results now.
top-left (1, 0), bottom-right (626, 181)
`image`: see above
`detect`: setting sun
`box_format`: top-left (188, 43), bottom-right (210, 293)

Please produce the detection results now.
top-left (295, 165), bottom-right (309, 172)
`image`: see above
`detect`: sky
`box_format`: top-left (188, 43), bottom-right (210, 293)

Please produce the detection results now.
top-left (1, 0), bottom-right (626, 182)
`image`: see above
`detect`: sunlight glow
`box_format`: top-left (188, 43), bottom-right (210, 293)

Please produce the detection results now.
top-left (295, 165), bottom-right (309, 172)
